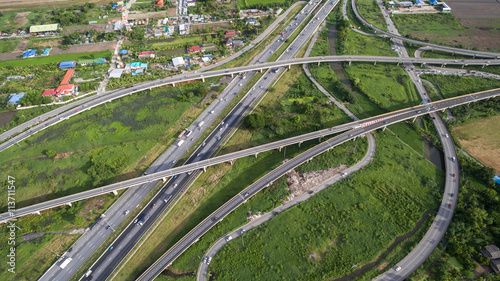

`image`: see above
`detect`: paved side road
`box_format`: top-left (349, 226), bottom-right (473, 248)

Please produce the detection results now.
top-left (197, 133), bottom-right (376, 281)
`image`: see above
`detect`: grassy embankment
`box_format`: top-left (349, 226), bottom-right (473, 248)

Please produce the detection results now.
top-left (0, 82), bottom-right (221, 281)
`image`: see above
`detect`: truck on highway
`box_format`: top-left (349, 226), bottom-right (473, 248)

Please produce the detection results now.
top-left (164, 194), bottom-right (172, 203)
top-left (138, 215), bottom-right (150, 226)
top-left (175, 139), bottom-right (185, 147)
top-left (198, 121), bottom-right (205, 127)
top-left (59, 257), bottom-right (73, 269)
top-left (281, 31), bottom-right (285, 36)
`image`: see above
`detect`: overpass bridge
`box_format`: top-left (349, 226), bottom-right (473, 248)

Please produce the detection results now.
top-left (2, 88), bottom-right (498, 222)
top-left (1, 56), bottom-right (499, 154)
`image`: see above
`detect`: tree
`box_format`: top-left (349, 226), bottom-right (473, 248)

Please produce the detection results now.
top-left (243, 113), bottom-right (265, 129)
top-left (43, 150), bottom-right (56, 158)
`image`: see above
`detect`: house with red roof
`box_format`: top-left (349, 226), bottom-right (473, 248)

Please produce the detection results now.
top-left (42, 84), bottom-right (79, 97)
top-left (188, 45), bottom-right (202, 54)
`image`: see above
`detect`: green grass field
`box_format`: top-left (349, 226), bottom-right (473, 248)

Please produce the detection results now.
top-left (0, 50), bottom-right (112, 68)
top-left (151, 36), bottom-right (204, 48)
top-left (420, 75), bottom-right (500, 99)
top-left (0, 40), bottom-right (19, 53)
top-left (198, 129), bottom-right (442, 280)
top-left (356, 0), bottom-right (388, 31)
top-left (0, 84), bottom-right (210, 211)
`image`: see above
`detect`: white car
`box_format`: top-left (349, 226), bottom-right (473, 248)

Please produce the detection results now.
top-left (395, 266), bottom-right (401, 272)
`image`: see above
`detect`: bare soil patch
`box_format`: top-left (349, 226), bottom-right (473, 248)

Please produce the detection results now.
top-left (446, 0), bottom-right (500, 19)
top-left (31, 39), bottom-right (63, 48)
top-left (453, 114), bottom-right (500, 173)
top-left (13, 12), bottom-right (30, 28)
top-left (128, 11), bottom-right (170, 20)
top-left (410, 30), bottom-right (500, 52)
top-left (377, 261), bottom-right (390, 271)
top-left (78, 196), bottom-right (107, 220)
top-left (459, 18), bottom-right (500, 29)
top-left (63, 23), bottom-right (107, 35)
top-left (14, 40), bottom-right (29, 52)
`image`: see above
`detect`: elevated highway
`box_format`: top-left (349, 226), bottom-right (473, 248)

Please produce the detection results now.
top-left (2, 88), bottom-right (498, 222)
top-left (350, 0), bottom-right (500, 58)
top-left (1, 56), bottom-right (499, 154)
top-left (137, 87), bottom-right (499, 281)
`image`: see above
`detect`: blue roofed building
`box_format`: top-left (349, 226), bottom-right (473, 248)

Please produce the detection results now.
top-left (59, 61), bottom-right (77, 68)
top-left (41, 48), bottom-right (51, 56)
top-left (22, 49), bottom-right (37, 58)
top-left (8, 92), bottom-right (25, 105)
top-left (414, 0), bottom-right (424, 5)
top-left (493, 176), bottom-right (500, 185)
top-left (429, 0), bottom-right (438, 4)
top-left (119, 49), bottom-right (128, 55)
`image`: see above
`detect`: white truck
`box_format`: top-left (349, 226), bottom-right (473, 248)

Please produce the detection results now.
top-left (59, 257), bottom-right (73, 269)
top-left (198, 121), bottom-right (205, 127)
top-left (175, 139), bottom-right (185, 147)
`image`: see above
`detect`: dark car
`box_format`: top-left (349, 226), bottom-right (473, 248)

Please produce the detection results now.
top-left (448, 203), bottom-right (452, 208)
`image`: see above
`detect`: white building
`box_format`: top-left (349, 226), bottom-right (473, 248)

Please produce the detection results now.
top-left (172, 57), bottom-right (186, 67)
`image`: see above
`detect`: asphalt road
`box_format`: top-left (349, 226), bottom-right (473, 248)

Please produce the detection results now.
top-left (2, 88), bottom-right (498, 224)
top-left (197, 132), bottom-right (376, 281)
top-left (75, 1), bottom-right (329, 280)
top-left (135, 86), bottom-right (498, 280)
top-left (350, 0), bottom-right (500, 58)
top-left (36, 3), bottom-right (308, 280)
top-left (1, 56), bottom-right (498, 155)
top-left (370, 0), bottom-right (459, 279)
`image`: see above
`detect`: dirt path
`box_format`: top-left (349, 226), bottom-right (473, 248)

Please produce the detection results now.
top-left (13, 40), bottom-right (29, 52)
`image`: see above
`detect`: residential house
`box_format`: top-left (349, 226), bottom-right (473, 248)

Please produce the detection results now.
top-left (138, 51), bottom-right (156, 59)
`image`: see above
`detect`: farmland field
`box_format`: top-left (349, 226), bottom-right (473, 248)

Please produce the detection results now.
top-left (245, 0), bottom-right (288, 7)
top-left (453, 114), bottom-right (500, 173)
top-left (0, 40), bottom-right (20, 53)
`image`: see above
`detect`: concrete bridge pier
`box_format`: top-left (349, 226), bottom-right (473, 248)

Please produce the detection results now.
top-left (461, 64), bottom-right (465, 69)
top-left (318, 62), bottom-right (320, 66)
top-left (203, 167), bottom-right (206, 172)
top-left (318, 136), bottom-right (322, 142)
top-left (66, 202), bottom-right (72, 207)
top-left (279, 146), bottom-right (282, 152)
top-left (397, 62), bottom-right (400, 66)
top-left (112, 190), bottom-right (118, 195)
top-left (162, 177), bottom-right (166, 182)
top-left (349, 61), bottom-right (351, 65)
top-left (382, 126), bottom-right (387, 131)
top-left (298, 141), bottom-right (303, 147)
top-left (373, 61), bottom-right (377, 66)
top-left (33, 211), bottom-right (41, 216)
top-left (254, 153), bottom-right (258, 158)
top-left (260, 69), bottom-right (263, 73)
top-left (412, 116), bottom-right (417, 122)
top-left (229, 159), bottom-right (233, 165)
top-left (288, 64), bottom-right (291, 70)
top-left (231, 73), bottom-right (234, 78)
top-left (172, 83), bottom-right (176, 87)
top-left (473, 54), bottom-right (476, 59)
top-left (202, 77), bottom-right (205, 82)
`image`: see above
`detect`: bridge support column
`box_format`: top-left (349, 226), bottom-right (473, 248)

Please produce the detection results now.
top-left (34, 211), bottom-right (41, 216)
top-left (349, 61), bottom-right (351, 65)
top-left (172, 83), bottom-right (176, 87)
top-left (203, 167), bottom-right (206, 172)
top-left (440, 64), bottom-right (444, 68)
top-left (162, 177), bottom-right (166, 182)
top-left (421, 63), bottom-right (424, 68)
top-left (382, 126), bottom-right (387, 131)
top-left (231, 73), bottom-right (234, 78)
top-left (461, 64), bottom-right (465, 69)
top-left (412, 116), bottom-right (417, 122)
top-left (473, 54), bottom-right (476, 59)
top-left (260, 69), bottom-right (263, 73)
top-left (279, 146), bottom-right (282, 152)
top-left (397, 62), bottom-right (400, 66)
top-left (318, 137), bottom-right (322, 142)
top-left (373, 61), bottom-right (377, 66)
top-left (298, 141), bottom-right (303, 147)
top-left (149, 87), bottom-right (152, 91)
top-left (66, 202), bottom-right (72, 207)
top-left (288, 64), bottom-right (291, 70)
top-left (202, 77), bottom-right (205, 82)
top-left (318, 62), bottom-right (320, 66)
top-left (229, 159), bottom-right (233, 165)
top-left (254, 153), bottom-right (258, 158)
top-left (112, 190), bottom-right (118, 195)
